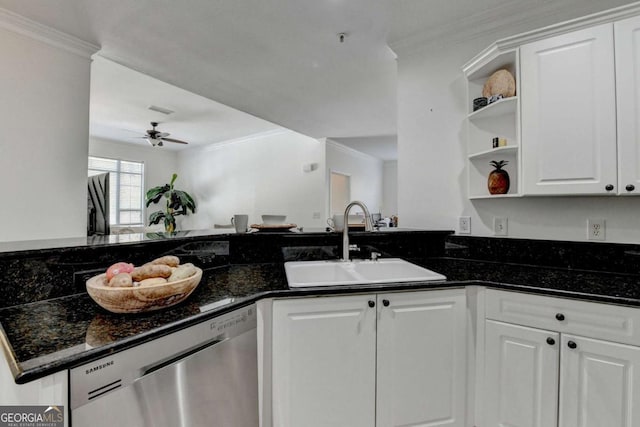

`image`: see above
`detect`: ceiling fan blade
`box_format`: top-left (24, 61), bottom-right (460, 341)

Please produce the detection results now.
top-left (161, 137), bottom-right (189, 145)
top-left (157, 132), bottom-right (170, 138)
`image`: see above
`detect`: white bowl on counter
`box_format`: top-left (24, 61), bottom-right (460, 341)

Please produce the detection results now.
top-left (262, 214), bottom-right (287, 224)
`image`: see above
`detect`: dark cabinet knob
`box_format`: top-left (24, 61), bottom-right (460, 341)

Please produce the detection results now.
top-left (546, 337), bottom-right (556, 346)
top-left (368, 300), bottom-right (375, 308)
top-left (627, 184), bottom-right (635, 192)
top-left (605, 184), bottom-right (614, 191)
top-left (382, 299), bottom-right (390, 307)
top-left (567, 340), bottom-right (578, 349)
top-left (555, 313), bottom-right (565, 321)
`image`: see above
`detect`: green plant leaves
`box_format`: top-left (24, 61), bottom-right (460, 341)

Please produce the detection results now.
top-left (145, 184), bottom-right (170, 207)
top-left (145, 174), bottom-right (196, 231)
top-left (172, 190), bottom-right (196, 215)
top-left (148, 210), bottom-right (166, 225)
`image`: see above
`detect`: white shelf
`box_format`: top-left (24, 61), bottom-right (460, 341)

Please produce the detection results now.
top-left (465, 46), bottom-right (520, 199)
top-left (469, 146), bottom-right (518, 160)
top-left (468, 97), bottom-right (517, 121)
top-left (469, 193), bottom-right (522, 200)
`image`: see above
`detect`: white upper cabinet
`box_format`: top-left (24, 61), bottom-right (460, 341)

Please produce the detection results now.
top-left (465, 4), bottom-right (640, 198)
top-left (520, 23), bottom-right (617, 195)
top-left (615, 15), bottom-right (640, 195)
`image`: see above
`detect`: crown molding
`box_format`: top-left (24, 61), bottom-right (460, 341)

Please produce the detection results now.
top-left (0, 7), bottom-right (99, 59)
top-left (496, 1), bottom-right (640, 49)
top-left (326, 139), bottom-right (383, 163)
top-left (388, 0), bottom-right (549, 56)
top-left (183, 129), bottom-right (290, 154)
top-left (390, 1), bottom-right (640, 59)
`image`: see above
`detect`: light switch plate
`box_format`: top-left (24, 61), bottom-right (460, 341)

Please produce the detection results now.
top-left (494, 217), bottom-right (508, 236)
top-left (459, 216), bottom-right (471, 234)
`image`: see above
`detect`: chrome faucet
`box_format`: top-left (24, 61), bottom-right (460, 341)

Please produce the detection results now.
top-left (342, 201), bottom-right (373, 261)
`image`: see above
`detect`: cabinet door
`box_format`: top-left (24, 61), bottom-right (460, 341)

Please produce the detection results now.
top-left (484, 320), bottom-right (559, 427)
top-left (271, 295), bottom-right (376, 427)
top-left (521, 23), bottom-right (617, 195)
top-left (615, 15), bottom-right (640, 195)
top-left (376, 289), bottom-right (466, 427)
top-left (559, 334), bottom-right (640, 427)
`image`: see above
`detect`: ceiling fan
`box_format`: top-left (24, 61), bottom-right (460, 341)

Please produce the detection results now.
top-left (139, 122), bottom-right (189, 147)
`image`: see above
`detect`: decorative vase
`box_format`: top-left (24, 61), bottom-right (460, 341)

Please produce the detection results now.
top-left (488, 160), bottom-right (510, 194)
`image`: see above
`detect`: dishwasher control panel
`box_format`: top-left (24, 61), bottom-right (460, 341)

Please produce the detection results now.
top-left (70, 304), bottom-right (256, 410)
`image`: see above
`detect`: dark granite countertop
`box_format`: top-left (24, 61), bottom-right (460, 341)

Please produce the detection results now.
top-left (424, 258), bottom-right (640, 305)
top-left (3, 256), bottom-right (640, 384)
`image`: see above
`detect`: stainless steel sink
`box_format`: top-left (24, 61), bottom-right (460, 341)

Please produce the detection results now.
top-left (284, 258), bottom-right (446, 288)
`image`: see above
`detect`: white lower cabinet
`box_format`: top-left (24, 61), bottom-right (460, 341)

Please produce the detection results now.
top-left (269, 289), bottom-right (467, 427)
top-left (271, 294), bottom-right (377, 427)
top-left (484, 296), bottom-right (640, 427)
top-left (0, 352), bottom-right (69, 426)
top-left (376, 291), bottom-right (467, 427)
top-left (559, 334), bottom-right (640, 427)
top-left (484, 320), bottom-right (559, 427)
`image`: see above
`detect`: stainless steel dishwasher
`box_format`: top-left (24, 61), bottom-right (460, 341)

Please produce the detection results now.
top-left (70, 304), bottom-right (257, 427)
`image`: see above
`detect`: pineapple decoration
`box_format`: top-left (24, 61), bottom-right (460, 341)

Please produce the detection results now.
top-left (488, 160), bottom-right (510, 194)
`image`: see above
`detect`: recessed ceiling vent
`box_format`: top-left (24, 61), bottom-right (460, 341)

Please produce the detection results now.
top-left (148, 105), bottom-right (174, 115)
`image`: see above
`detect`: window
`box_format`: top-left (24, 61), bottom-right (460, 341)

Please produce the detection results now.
top-left (88, 156), bottom-right (145, 226)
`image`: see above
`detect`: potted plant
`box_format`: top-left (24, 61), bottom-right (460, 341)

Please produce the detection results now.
top-left (146, 173), bottom-right (196, 233)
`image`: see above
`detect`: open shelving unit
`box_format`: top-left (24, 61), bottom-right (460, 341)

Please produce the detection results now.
top-left (463, 47), bottom-right (520, 199)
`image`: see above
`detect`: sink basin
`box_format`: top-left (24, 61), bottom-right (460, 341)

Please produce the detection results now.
top-left (284, 258), bottom-right (446, 288)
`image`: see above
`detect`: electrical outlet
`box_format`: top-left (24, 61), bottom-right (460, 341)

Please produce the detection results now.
top-left (494, 217), bottom-right (508, 236)
top-left (588, 218), bottom-right (606, 240)
top-left (459, 216), bottom-right (471, 234)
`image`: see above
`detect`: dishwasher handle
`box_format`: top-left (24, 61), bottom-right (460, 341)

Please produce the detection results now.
top-left (141, 336), bottom-right (228, 378)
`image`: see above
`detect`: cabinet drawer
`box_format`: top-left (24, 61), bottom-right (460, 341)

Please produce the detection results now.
top-left (486, 289), bottom-right (640, 346)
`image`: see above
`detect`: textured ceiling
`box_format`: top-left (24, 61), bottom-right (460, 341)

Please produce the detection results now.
top-left (90, 55), bottom-right (282, 150)
top-left (0, 0), bottom-right (396, 141)
top-left (0, 0), bottom-right (636, 155)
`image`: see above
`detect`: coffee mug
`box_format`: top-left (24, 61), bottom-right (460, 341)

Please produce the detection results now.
top-left (231, 214), bottom-right (249, 233)
top-left (327, 214), bottom-right (345, 232)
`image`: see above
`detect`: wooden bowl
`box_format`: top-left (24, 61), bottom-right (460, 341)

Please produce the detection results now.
top-left (86, 267), bottom-right (203, 314)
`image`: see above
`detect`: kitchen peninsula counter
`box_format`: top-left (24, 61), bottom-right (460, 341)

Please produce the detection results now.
top-left (3, 231), bottom-right (640, 384)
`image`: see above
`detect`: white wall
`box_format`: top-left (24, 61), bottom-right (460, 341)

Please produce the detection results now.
top-left (0, 25), bottom-right (95, 242)
top-left (177, 130), bottom-right (326, 230)
top-left (395, 1), bottom-right (640, 243)
top-left (326, 140), bottom-right (384, 216)
top-left (383, 160), bottom-right (398, 216)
